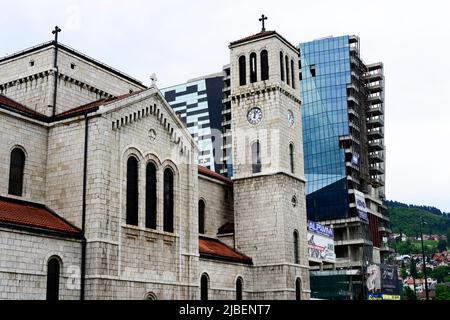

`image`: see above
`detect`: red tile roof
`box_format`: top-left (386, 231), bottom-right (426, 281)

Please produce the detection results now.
top-left (0, 95), bottom-right (46, 120)
top-left (218, 222), bottom-right (234, 235)
top-left (198, 165), bottom-right (232, 185)
top-left (1, 90), bottom-right (145, 122)
top-left (54, 90), bottom-right (143, 120)
top-left (0, 197), bottom-right (81, 236)
top-left (199, 236), bottom-right (252, 264)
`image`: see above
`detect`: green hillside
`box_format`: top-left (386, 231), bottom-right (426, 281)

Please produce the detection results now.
top-left (386, 200), bottom-right (450, 237)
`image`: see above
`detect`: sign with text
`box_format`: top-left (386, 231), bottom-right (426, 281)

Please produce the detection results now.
top-left (307, 221), bottom-right (335, 263)
top-left (354, 190), bottom-right (368, 221)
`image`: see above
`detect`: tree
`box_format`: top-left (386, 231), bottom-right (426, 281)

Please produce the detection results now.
top-left (403, 286), bottom-right (417, 300)
top-left (410, 258), bottom-right (418, 279)
top-left (400, 266), bottom-right (408, 279)
top-left (435, 284), bottom-right (450, 300)
top-left (431, 266), bottom-right (449, 283)
top-left (447, 228), bottom-right (450, 248)
top-left (437, 240), bottom-right (448, 253)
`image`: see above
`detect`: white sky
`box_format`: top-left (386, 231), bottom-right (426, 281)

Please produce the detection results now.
top-left (1, 0), bottom-right (449, 211)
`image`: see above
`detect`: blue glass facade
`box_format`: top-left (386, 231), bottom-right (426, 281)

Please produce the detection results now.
top-left (300, 36), bottom-right (352, 221)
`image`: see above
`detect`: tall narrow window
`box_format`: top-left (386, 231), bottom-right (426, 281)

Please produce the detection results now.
top-left (146, 163), bottom-right (157, 229)
top-left (198, 200), bottom-right (205, 234)
top-left (250, 52), bottom-right (257, 83)
top-left (46, 257), bottom-right (61, 301)
top-left (126, 156), bottom-right (139, 226)
top-left (8, 148), bottom-right (25, 196)
top-left (280, 52), bottom-right (285, 81)
top-left (236, 278), bottom-right (243, 301)
top-left (164, 168), bottom-right (174, 233)
top-left (201, 274), bottom-right (209, 301)
top-left (260, 50), bottom-right (269, 81)
top-left (294, 230), bottom-right (299, 264)
top-left (289, 143), bottom-right (295, 174)
top-left (291, 60), bottom-right (295, 89)
top-left (252, 141), bottom-right (261, 174)
top-left (239, 56), bottom-right (246, 86)
top-left (285, 55), bottom-right (290, 86)
top-left (296, 278), bottom-right (302, 300)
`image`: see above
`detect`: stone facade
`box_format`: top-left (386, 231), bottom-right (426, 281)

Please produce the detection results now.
top-left (0, 29), bottom-right (311, 300)
top-left (0, 227), bottom-right (81, 300)
top-left (230, 32), bottom-right (310, 299)
top-left (0, 43), bottom-right (145, 116)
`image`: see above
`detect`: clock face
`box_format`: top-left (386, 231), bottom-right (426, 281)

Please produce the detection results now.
top-left (287, 110), bottom-right (294, 127)
top-left (247, 107), bottom-right (263, 125)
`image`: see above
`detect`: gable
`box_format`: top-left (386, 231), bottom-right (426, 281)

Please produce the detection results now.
top-left (99, 86), bottom-right (199, 155)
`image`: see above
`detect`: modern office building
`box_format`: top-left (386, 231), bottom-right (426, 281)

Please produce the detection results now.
top-left (299, 35), bottom-right (394, 299)
top-left (161, 74), bottom-right (224, 172)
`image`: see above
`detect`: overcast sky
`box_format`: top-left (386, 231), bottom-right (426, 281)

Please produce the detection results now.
top-left (1, 0), bottom-right (449, 211)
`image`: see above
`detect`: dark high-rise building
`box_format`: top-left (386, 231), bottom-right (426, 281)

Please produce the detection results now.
top-left (161, 74), bottom-right (224, 172)
top-left (299, 35), bottom-right (394, 299)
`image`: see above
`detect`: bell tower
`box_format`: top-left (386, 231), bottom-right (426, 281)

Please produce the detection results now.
top-left (230, 18), bottom-right (310, 299)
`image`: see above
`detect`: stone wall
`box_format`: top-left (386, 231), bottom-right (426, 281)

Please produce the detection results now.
top-left (0, 45), bottom-right (145, 116)
top-left (0, 112), bottom-right (48, 203)
top-left (0, 227), bottom-right (81, 300)
top-left (198, 176), bottom-right (233, 237)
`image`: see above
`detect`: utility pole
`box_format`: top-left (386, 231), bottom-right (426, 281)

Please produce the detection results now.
top-left (420, 216), bottom-right (429, 300)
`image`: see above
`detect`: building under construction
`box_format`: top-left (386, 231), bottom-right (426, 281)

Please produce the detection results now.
top-left (299, 35), bottom-right (394, 299)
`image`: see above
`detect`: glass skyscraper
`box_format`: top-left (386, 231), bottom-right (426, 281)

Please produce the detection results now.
top-left (300, 35), bottom-right (393, 300)
top-left (300, 36), bottom-right (351, 221)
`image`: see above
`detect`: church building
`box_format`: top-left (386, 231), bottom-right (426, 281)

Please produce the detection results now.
top-left (0, 23), bottom-right (310, 300)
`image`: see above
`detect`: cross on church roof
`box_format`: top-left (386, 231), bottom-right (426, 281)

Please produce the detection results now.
top-left (52, 26), bottom-right (62, 44)
top-left (259, 14), bottom-right (268, 32)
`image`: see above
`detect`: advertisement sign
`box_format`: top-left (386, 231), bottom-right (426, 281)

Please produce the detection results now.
top-left (366, 264), bottom-right (381, 293)
top-left (380, 264), bottom-right (400, 295)
top-left (382, 294), bottom-right (401, 300)
top-left (367, 264), bottom-right (401, 300)
top-left (354, 190), bottom-right (368, 222)
top-left (307, 221), bottom-right (335, 263)
top-left (307, 220), bottom-right (334, 238)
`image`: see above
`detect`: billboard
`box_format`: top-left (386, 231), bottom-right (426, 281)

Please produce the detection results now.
top-left (307, 221), bottom-right (335, 263)
top-left (380, 264), bottom-right (400, 295)
top-left (354, 190), bottom-right (368, 222)
top-left (366, 264), bottom-right (381, 292)
top-left (367, 264), bottom-right (401, 300)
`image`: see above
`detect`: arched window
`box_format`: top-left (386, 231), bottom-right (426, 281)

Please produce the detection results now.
top-left (280, 52), bottom-right (285, 81)
top-left (285, 55), bottom-right (290, 86)
top-left (239, 55), bottom-right (246, 86)
top-left (236, 278), bottom-right (243, 301)
top-left (251, 141), bottom-right (261, 174)
top-left (294, 230), bottom-right (299, 264)
top-left (8, 148), bottom-right (25, 196)
top-left (126, 156), bottom-right (139, 226)
top-left (163, 168), bottom-right (174, 233)
top-left (296, 278), bottom-right (302, 300)
top-left (46, 257), bottom-right (61, 301)
top-left (144, 292), bottom-right (158, 300)
top-left (146, 163), bottom-right (157, 229)
top-left (201, 274), bottom-right (209, 301)
top-left (289, 143), bottom-right (295, 174)
top-left (260, 50), bottom-right (269, 81)
top-left (198, 200), bottom-right (205, 234)
top-left (291, 59), bottom-right (295, 89)
top-left (250, 52), bottom-right (257, 83)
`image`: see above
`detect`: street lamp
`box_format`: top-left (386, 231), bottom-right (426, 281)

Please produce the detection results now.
top-left (420, 216), bottom-right (429, 300)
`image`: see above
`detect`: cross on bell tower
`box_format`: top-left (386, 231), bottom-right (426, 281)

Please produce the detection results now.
top-left (51, 26), bottom-right (62, 116)
top-left (259, 14), bottom-right (268, 32)
top-left (52, 26), bottom-right (62, 44)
